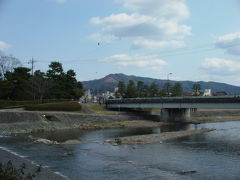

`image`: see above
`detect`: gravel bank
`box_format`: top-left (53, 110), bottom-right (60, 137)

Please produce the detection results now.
top-left (113, 128), bottom-right (214, 144)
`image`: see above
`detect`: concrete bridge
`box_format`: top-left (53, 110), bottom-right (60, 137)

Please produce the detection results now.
top-left (106, 96), bottom-right (240, 122)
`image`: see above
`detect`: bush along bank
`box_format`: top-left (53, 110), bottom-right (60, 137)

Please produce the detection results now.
top-left (24, 101), bottom-right (81, 111)
top-left (0, 99), bottom-right (72, 109)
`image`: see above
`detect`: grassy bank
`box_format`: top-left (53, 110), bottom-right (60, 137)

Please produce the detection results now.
top-left (82, 103), bottom-right (117, 115)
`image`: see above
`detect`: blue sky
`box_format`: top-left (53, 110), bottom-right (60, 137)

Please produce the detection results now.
top-left (1, 0), bottom-right (240, 85)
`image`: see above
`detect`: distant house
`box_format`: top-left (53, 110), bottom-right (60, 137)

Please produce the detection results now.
top-left (203, 89), bottom-right (212, 96)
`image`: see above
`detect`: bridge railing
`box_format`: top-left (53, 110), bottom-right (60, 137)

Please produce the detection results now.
top-left (106, 96), bottom-right (240, 105)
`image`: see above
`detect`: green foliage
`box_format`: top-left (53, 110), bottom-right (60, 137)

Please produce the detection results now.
top-left (25, 101), bottom-right (81, 111)
top-left (5, 67), bottom-right (31, 100)
top-left (125, 80), bottom-right (138, 98)
top-left (0, 80), bottom-right (14, 99)
top-left (149, 82), bottom-right (159, 97)
top-left (137, 81), bottom-right (144, 97)
top-left (46, 62), bottom-right (84, 99)
top-left (0, 99), bottom-right (71, 109)
top-left (0, 59), bottom-right (84, 101)
top-left (171, 82), bottom-right (183, 96)
top-left (115, 80), bottom-right (184, 98)
top-left (0, 160), bottom-right (40, 180)
top-left (163, 82), bottom-right (172, 96)
top-left (192, 83), bottom-right (201, 96)
top-left (117, 81), bottom-right (126, 97)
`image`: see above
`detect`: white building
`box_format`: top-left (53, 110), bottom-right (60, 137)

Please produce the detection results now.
top-left (203, 89), bottom-right (212, 96)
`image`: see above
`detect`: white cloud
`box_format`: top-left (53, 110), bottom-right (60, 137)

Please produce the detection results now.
top-left (115, 0), bottom-right (189, 21)
top-left (201, 58), bottom-right (240, 74)
top-left (90, 0), bottom-right (191, 49)
top-left (101, 54), bottom-right (167, 70)
top-left (215, 32), bottom-right (240, 55)
top-left (90, 13), bottom-right (191, 40)
top-left (0, 41), bottom-right (11, 51)
top-left (132, 39), bottom-right (185, 49)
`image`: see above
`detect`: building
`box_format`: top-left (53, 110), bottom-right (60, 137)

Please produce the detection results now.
top-left (203, 89), bottom-right (211, 96)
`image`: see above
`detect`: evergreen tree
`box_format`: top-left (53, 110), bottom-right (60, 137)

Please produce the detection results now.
top-left (149, 82), bottom-right (159, 97)
top-left (137, 81), bottom-right (144, 97)
top-left (117, 81), bottom-right (126, 97)
top-left (125, 80), bottom-right (137, 98)
top-left (192, 83), bottom-right (201, 96)
top-left (163, 82), bottom-right (172, 96)
top-left (5, 67), bottom-right (31, 100)
top-left (142, 84), bottom-right (149, 97)
top-left (172, 82), bottom-right (183, 96)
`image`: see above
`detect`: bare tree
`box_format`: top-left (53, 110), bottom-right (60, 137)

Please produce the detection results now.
top-left (0, 55), bottom-right (21, 80)
top-left (32, 70), bottom-right (53, 101)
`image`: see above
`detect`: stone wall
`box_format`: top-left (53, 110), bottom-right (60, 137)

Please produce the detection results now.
top-left (0, 112), bottom-right (146, 135)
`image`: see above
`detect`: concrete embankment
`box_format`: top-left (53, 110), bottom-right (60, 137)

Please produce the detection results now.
top-left (0, 147), bottom-right (70, 180)
top-left (0, 111), bottom-right (147, 135)
top-left (111, 128), bottom-right (214, 144)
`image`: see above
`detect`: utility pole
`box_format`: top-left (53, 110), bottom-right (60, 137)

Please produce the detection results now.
top-left (28, 58), bottom-right (37, 100)
top-left (167, 73), bottom-right (172, 96)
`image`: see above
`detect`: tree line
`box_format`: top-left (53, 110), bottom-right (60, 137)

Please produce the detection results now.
top-left (0, 55), bottom-right (84, 100)
top-left (116, 80), bottom-right (201, 98)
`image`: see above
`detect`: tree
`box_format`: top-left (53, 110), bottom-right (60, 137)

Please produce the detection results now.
top-left (46, 62), bottom-right (66, 98)
top-left (125, 80), bottom-right (137, 98)
top-left (137, 81), bottom-right (144, 97)
top-left (158, 89), bottom-right (167, 97)
top-left (46, 62), bottom-right (84, 99)
top-left (149, 82), bottom-right (159, 97)
top-left (171, 82), bottom-right (183, 96)
top-left (163, 82), bottom-right (172, 96)
top-left (142, 84), bottom-right (149, 97)
top-left (5, 67), bottom-right (31, 100)
top-left (46, 61), bottom-right (64, 79)
top-left (0, 80), bottom-right (14, 99)
top-left (117, 81), bottom-right (126, 97)
top-left (192, 83), bottom-right (201, 96)
top-left (31, 70), bottom-right (52, 101)
top-left (0, 55), bottom-right (21, 80)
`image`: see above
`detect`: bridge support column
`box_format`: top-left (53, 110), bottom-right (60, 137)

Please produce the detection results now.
top-left (160, 108), bottom-right (191, 122)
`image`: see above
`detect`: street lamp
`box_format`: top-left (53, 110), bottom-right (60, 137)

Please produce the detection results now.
top-left (167, 73), bottom-right (172, 96)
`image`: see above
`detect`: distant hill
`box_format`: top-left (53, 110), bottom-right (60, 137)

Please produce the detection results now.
top-left (82, 73), bottom-right (240, 95)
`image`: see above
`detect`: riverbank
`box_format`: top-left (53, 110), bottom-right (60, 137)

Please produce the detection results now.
top-left (191, 109), bottom-right (240, 123)
top-left (1, 108), bottom-right (240, 135)
top-left (0, 147), bottom-right (70, 180)
top-left (0, 111), bottom-right (159, 135)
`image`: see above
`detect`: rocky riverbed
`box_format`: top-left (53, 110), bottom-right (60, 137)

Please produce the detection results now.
top-left (108, 128), bottom-right (214, 144)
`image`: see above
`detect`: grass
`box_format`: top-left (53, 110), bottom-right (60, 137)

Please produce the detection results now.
top-left (25, 101), bottom-right (81, 111)
top-left (83, 103), bottom-right (117, 114)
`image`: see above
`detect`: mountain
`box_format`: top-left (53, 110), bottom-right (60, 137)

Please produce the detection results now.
top-left (82, 73), bottom-right (240, 95)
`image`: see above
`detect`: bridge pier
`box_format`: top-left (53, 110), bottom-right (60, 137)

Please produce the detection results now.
top-left (160, 108), bottom-right (191, 122)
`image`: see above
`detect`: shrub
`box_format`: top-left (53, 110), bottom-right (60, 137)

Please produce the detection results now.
top-left (0, 160), bottom-right (40, 180)
top-left (0, 99), bottom-right (71, 109)
top-left (25, 101), bottom-right (81, 111)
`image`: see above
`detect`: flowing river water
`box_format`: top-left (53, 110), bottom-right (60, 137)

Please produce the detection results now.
top-left (1, 121), bottom-right (240, 180)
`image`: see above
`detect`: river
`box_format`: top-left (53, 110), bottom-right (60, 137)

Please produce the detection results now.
top-left (1, 121), bottom-right (240, 180)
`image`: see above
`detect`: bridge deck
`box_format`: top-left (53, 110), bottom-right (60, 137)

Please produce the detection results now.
top-left (106, 96), bottom-right (240, 109)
